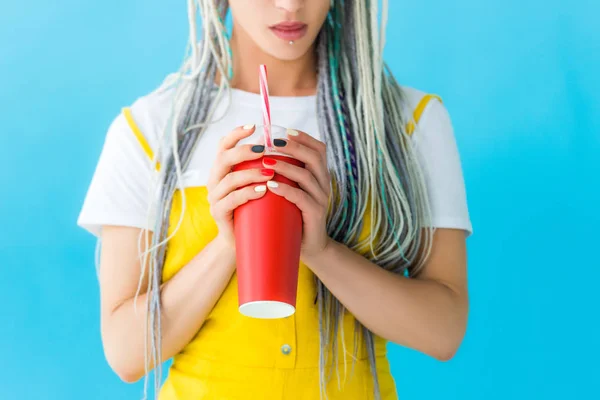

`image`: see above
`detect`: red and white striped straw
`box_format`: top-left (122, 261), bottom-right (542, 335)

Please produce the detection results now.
top-left (258, 64), bottom-right (273, 149)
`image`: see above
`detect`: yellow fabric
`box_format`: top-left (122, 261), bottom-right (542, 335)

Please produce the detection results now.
top-left (122, 94), bottom-right (437, 399)
top-left (406, 94), bottom-right (442, 135)
top-left (122, 107), bottom-right (161, 171)
top-left (122, 93), bottom-right (440, 173)
top-left (159, 188), bottom-right (395, 399)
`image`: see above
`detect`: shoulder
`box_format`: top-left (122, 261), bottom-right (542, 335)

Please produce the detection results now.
top-left (399, 86), bottom-right (472, 235)
top-left (400, 85), bottom-right (432, 111)
top-left (398, 85), bottom-right (450, 138)
top-left (121, 77), bottom-right (178, 150)
top-left (397, 84), bottom-right (458, 164)
top-left (95, 76), bottom-right (179, 174)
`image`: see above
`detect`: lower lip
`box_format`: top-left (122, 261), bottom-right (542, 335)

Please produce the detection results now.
top-left (270, 25), bottom-right (308, 41)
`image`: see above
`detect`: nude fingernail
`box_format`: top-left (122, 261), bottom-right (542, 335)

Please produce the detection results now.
top-left (254, 185), bottom-right (267, 192)
top-left (286, 129), bottom-right (299, 136)
top-left (267, 181), bottom-right (279, 189)
top-left (243, 124), bottom-right (255, 130)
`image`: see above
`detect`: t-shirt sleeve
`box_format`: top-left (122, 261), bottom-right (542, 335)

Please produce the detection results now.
top-left (77, 110), bottom-right (157, 238)
top-left (412, 99), bottom-right (473, 236)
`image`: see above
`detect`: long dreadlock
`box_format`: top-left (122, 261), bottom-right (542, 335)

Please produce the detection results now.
top-left (138, 0), bottom-right (435, 398)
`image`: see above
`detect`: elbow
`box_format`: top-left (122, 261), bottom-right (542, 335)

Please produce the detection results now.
top-left (102, 334), bottom-right (144, 383)
top-left (388, 332), bottom-right (463, 362)
top-left (114, 365), bottom-right (143, 384)
top-left (432, 343), bottom-right (459, 362)
top-left (101, 315), bottom-right (146, 383)
top-left (430, 325), bottom-right (467, 362)
top-left (118, 372), bottom-right (143, 384)
top-left (433, 295), bottom-right (468, 362)
top-left (107, 355), bottom-right (144, 383)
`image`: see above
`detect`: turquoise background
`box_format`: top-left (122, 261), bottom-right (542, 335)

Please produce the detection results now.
top-left (1, 0), bottom-right (598, 399)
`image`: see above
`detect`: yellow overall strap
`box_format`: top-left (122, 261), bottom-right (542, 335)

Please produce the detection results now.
top-left (122, 93), bottom-right (440, 170)
top-left (406, 94), bottom-right (443, 136)
top-left (122, 107), bottom-right (161, 171)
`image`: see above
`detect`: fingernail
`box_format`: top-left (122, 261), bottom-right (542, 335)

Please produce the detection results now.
top-left (286, 129), bottom-right (299, 136)
top-left (263, 158), bottom-right (277, 166)
top-left (260, 168), bottom-right (275, 176)
top-left (243, 124), bottom-right (255, 130)
top-left (254, 185), bottom-right (267, 192)
top-left (267, 181), bottom-right (279, 189)
top-left (251, 145), bottom-right (265, 153)
top-left (273, 139), bottom-right (287, 147)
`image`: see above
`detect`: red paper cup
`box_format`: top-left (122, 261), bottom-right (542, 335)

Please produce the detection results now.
top-left (232, 125), bottom-right (304, 319)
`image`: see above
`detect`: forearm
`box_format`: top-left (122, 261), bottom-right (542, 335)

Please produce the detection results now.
top-left (304, 240), bottom-right (468, 361)
top-left (103, 236), bottom-right (236, 382)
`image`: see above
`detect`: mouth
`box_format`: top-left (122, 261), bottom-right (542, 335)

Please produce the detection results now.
top-left (269, 21), bottom-right (308, 42)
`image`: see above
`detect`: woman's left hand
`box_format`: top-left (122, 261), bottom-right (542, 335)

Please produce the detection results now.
top-left (261, 129), bottom-right (332, 260)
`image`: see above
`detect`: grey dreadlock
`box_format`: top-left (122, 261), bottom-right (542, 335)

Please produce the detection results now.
top-left (138, 0), bottom-right (434, 398)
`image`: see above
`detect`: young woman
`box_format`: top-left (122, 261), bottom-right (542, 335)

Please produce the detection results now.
top-left (77, 0), bottom-right (472, 399)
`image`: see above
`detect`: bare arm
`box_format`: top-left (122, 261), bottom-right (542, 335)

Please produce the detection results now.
top-left (303, 228), bottom-right (469, 361)
top-left (99, 227), bottom-right (236, 383)
top-left (99, 124), bottom-right (271, 382)
top-left (260, 129), bottom-right (469, 361)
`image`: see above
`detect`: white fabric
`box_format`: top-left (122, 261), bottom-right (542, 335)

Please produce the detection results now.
top-left (77, 83), bottom-right (473, 238)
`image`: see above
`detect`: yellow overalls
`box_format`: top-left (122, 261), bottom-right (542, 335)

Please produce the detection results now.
top-left (122, 94), bottom-right (441, 399)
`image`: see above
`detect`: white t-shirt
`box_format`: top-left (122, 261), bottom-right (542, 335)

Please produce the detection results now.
top-left (77, 82), bottom-right (473, 238)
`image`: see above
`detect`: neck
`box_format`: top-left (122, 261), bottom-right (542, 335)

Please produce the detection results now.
top-left (226, 25), bottom-right (318, 97)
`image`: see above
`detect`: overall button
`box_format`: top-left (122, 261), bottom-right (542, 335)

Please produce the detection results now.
top-left (281, 344), bottom-right (292, 355)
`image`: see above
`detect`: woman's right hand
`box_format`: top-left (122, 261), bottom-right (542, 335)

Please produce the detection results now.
top-left (207, 124), bottom-right (274, 249)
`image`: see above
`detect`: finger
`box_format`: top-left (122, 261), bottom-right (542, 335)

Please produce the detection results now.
top-left (219, 124), bottom-right (256, 151)
top-left (212, 184), bottom-right (268, 217)
top-left (209, 168), bottom-right (275, 203)
top-left (285, 128), bottom-right (327, 159)
top-left (265, 180), bottom-right (320, 215)
top-left (208, 143), bottom-right (266, 188)
top-left (270, 138), bottom-right (329, 192)
top-left (262, 158), bottom-right (328, 206)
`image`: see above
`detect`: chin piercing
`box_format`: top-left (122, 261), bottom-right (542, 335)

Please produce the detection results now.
top-left (289, 40), bottom-right (294, 45)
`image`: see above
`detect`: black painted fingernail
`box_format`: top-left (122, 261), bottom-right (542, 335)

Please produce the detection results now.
top-left (274, 139), bottom-right (287, 147)
top-left (251, 145), bottom-right (265, 153)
